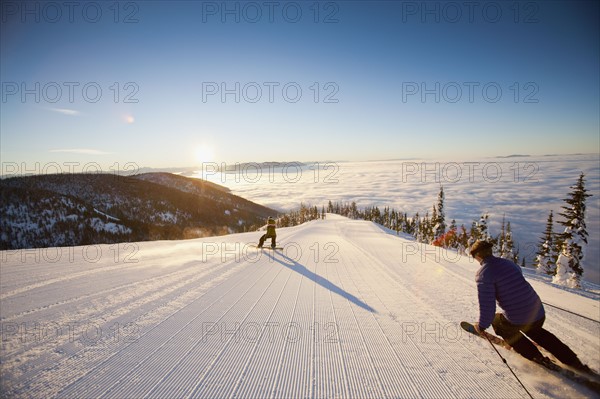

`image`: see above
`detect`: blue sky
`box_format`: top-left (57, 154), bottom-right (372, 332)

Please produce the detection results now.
top-left (1, 1), bottom-right (598, 171)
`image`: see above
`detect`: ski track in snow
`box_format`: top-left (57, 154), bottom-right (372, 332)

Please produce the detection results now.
top-left (1, 215), bottom-right (598, 398)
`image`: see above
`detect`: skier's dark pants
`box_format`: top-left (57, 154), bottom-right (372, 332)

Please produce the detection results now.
top-left (492, 313), bottom-right (578, 366)
top-left (258, 233), bottom-right (276, 247)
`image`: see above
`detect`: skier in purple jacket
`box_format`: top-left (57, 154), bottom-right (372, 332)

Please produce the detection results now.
top-left (470, 240), bottom-right (590, 372)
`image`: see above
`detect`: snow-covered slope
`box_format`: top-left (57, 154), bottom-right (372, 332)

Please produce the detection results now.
top-left (1, 215), bottom-right (598, 398)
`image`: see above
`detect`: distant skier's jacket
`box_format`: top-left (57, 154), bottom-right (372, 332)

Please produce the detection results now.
top-left (265, 219), bottom-right (276, 237)
top-left (476, 256), bottom-right (544, 329)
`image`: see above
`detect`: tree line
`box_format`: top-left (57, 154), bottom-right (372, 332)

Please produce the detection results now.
top-left (276, 173), bottom-right (592, 289)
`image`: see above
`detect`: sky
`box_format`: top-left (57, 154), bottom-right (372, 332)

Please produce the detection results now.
top-left (1, 1), bottom-right (599, 172)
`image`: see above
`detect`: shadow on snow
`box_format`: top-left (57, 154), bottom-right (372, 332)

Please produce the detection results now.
top-left (268, 251), bottom-right (377, 314)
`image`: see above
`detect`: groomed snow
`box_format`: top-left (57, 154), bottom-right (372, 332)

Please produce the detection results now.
top-left (1, 215), bottom-right (598, 398)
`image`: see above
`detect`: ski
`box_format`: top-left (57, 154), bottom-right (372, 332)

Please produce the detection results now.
top-left (460, 321), bottom-right (510, 349)
top-left (532, 358), bottom-right (600, 393)
top-left (461, 321), bottom-right (600, 393)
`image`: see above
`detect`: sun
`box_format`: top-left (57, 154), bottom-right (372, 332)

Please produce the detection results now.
top-left (122, 114), bottom-right (135, 124)
top-left (194, 145), bottom-right (215, 164)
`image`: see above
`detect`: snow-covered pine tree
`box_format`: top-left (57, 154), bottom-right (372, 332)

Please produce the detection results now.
top-left (434, 186), bottom-right (446, 239)
top-left (467, 213), bottom-right (496, 254)
top-left (554, 242), bottom-right (574, 287)
top-left (469, 221), bottom-right (479, 241)
top-left (349, 201), bottom-right (358, 219)
top-left (448, 219), bottom-right (458, 248)
top-left (553, 173), bottom-right (592, 289)
top-left (412, 212), bottom-right (420, 239)
top-left (420, 212), bottom-right (432, 243)
top-left (504, 221), bottom-right (515, 261)
top-left (467, 235), bottom-right (476, 255)
top-left (449, 219), bottom-right (457, 232)
top-left (431, 205), bottom-right (438, 235)
top-left (383, 207), bottom-right (390, 229)
top-left (497, 214), bottom-right (506, 257)
top-left (512, 242), bottom-right (520, 265)
top-left (458, 225), bottom-right (469, 253)
top-left (535, 210), bottom-right (558, 275)
top-left (476, 214), bottom-right (491, 241)
top-left (399, 215), bottom-right (405, 234)
top-left (409, 215), bottom-right (415, 235)
top-left (426, 212), bottom-right (435, 243)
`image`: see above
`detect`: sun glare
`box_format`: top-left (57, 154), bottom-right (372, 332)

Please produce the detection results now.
top-left (195, 145), bottom-right (215, 164)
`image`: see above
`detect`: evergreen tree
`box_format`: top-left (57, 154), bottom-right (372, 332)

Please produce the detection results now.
top-left (554, 244), bottom-right (569, 282)
top-left (383, 206), bottom-right (390, 228)
top-left (449, 219), bottom-right (457, 232)
top-left (350, 201), bottom-right (358, 219)
top-left (420, 212), bottom-right (434, 243)
top-left (405, 214), bottom-right (415, 236)
top-left (447, 219), bottom-right (458, 249)
top-left (511, 241), bottom-right (519, 265)
top-left (434, 185), bottom-right (446, 239)
top-left (469, 221), bottom-right (479, 241)
top-left (553, 173), bottom-right (592, 288)
top-left (457, 225), bottom-right (469, 253)
top-left (403, 213), bottom-right (410, 234)
top-left (504, 221), bottom-right (515, 261)
top-left (476, 214), bottom-right (491, 241)
top-left (497, 214), bottom-right (506, 257)
top-left (413, 212), bottom-right (420, 240)
top-left (390, 209), bottom-right (398, 232)
top-left (431, 205), bottom-right (438, 238)
top-left (535, 210), bottom-right (558, 275)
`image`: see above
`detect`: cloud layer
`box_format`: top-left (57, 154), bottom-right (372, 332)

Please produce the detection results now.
top-left (195, 154), bottom-right (600, 283)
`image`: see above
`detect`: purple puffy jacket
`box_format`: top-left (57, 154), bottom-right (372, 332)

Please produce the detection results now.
top-left (476, 256), bottom-right (545, 329)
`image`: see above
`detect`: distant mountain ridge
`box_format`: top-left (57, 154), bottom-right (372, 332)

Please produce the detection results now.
top-left (0, 173), bottom-right (276, 250)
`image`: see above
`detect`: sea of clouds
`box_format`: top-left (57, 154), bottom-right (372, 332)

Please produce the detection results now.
top-left (194, 154), bottom-right (600, 284)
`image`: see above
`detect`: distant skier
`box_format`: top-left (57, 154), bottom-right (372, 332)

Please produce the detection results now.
top-left (257, 217), bottom-right (277, 248)
top-left (469, 240), bottom-right (590, 372)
